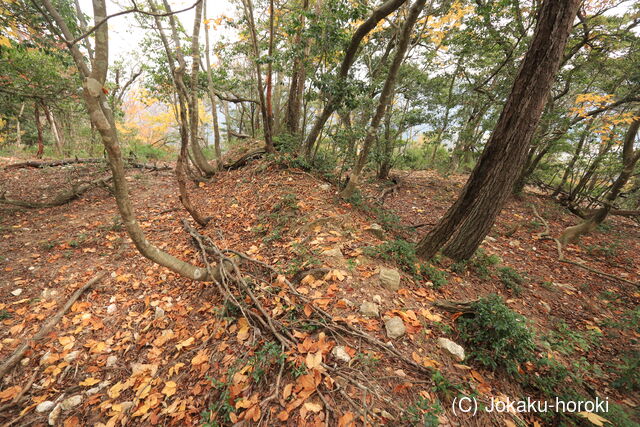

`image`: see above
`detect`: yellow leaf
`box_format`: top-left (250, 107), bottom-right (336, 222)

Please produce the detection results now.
top-left (175, 337), bottom-right (195, 350)
top-left (577, 412), bottom-right (610, 426)
top-left (162, 381), bottom-right (177, 398)
top-left (0, 386), bottom-right (21, 402)
top-left (79, 377), bottom-right (100, 386)
top-left (191, 350), bottom-right (209, 366)
top-left (305, 351), bottom-right (322, 370)
top-left (304, 401), bottom-right (323, 412)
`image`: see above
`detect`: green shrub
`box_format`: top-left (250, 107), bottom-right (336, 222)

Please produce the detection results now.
top-left (364, 239), bottom-right (419, 274)
top-left (457, 294), bottom-right (535, 375)
top-left (497, 266), bottom-right (525, 295)
top-left (612, 351), bottom-right (640, 391)
top-left (470, 248), bottom-right (501, 279)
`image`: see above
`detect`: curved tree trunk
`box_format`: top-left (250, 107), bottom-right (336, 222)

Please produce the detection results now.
top-left (559, 117), bottom-right (640, 245)
top-left (552, 123), bottom-right (590, 198)
top-left (416, 0), bottom-right (582, 261)
top-left (40, 0), bottom-right (217, 281)
top-left (299, 0), bottom-right (408, 160)
top-left (339, 0), bottom-right (424, 199)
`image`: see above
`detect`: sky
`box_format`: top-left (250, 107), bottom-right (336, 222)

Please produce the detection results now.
top-left (76, 0), bottom-right (237, 65)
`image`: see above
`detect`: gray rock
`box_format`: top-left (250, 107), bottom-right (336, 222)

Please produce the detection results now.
top-left (36, 401), bottom-right (55, 413)
top-left (41, 288), bottom-right (59, 300)
top-left (48, 403), bottom-right (61, 425)
top-left (20, 357), bottom-right (30, 366)
top-left (86, 381), bottom-right (111, 396)
top-left (385, 317), bottom-right (406, 339)
top-left (359, 302), bottom-right (379, 317)
top-left (379, 267), bottom-right (401, 291)
top-left (372, 294), bottom-right (382, 305)
top-left (11, 288), bottom-right (23, 296)
top-left (331, 346), bottom-right (351, 363)
top-left (322, 248), bottom-right (343, 258)
top-left (437, 338), bottom-right (465, 361)
top-left (64, 351), bottom-right (80, 363)
top-left (106, 355), bottom-right (118, 368)
top-left (365, 223), bottom-right (385, 239)
top-left (320, 184), bottom-right (331, 191)
top-left (60, 395), bottom-right (82, 411)
top-left (540, 301), bottom-right (551, 314)
top-left (154, 306), bottom-right (165, 319)
top-left (106, 303), bottom-right (117, 314)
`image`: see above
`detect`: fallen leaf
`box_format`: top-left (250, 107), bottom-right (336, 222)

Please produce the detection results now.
top-left (577, 412), bottom-right (610, 426)
top-left (79, 377), bottom-right (101, 387)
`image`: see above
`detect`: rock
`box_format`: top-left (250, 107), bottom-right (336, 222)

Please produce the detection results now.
top-left (381, 410), bottom-right (395, 420)
top-left (60, 395), bottom-right (82, 411)
top-left (64, 351), bottom-right (80, 363)
top-left (322, 248), bottom-right (343, 258)
top-left (394, 369), bottom-right (406, 377)
top-left (553, 282), bottom-right (577, 292)
top-left (372, 294), bottom-right (382, 305)
top-left (340, 298), bottom-right (355, 308)
top-left (331, 346), bottom-right (351, 363)
top-left (41, 288), bottom-right (59, 300)
top-left (106, 355), bottom-right (118, 368)
top-left (540, 301), bottom-right (551, 314)
top-left (320, 184), bottom-right (331, 191)
top-left (384, 317), bottom-right (406, 339)
top-left (48, 403), bottom-right (61, 425)
top-left (379, 267), bottom-right (401, 291)
top-left (484, 236), bottom-right (496, 242)
top-left (365, 223), bottom-right (385, 239)
top-left (509, 240), bottom-right (521, 248)
top-left (20, 357), bottom-right (30, 366)
top-left (359, 302), bottom-right (379, 317)
top-left (36, 401), bottom-right (55, 413)
top-left (39, 351), bottom-right (53, 366)
top-left (154, 306), bottom-right (165, 319)
top-left (106, 303), bottom-right (117, 314)
top-left (11, 288), bottom-right (22, 296)
top-left (86, 381), bottom-right (111, 396)
top-left (437, 338), bottom-right (465, 362)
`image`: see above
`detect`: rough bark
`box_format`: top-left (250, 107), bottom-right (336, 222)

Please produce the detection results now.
top-left (43, 104), bottom-right (64, 156)
top-left (416, 0), bottom-right (582, 261)
top-left (299, 0), bottom-right (408, 160)
top-left (340, 0), bottom-right (424, 199)
top-left (34, 102), bottom-right (44, 158)
top-left (552, 123), bottom-right (590, 197)
top-left (203, 0), bottom-right (223, 169)
top-left (284, 0), bottom-right (310, 135)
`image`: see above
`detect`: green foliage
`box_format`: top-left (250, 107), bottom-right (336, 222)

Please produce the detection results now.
top-left (363, 239), bottom-right (419, 274)
top-left (612, 351), bottom-right (640, 391)
top-left (469, 248), bottom-right (501, 279)
top-left (457, 294), bottom-right (535, 375)
top-left (127, 142), bottom-right (169, 161)
top-left (545, 321), bottom-right (601, 356)
top-left (0, 309), bottom-right (12, 320)
top-left (403, 396), bottom-right (442, 426)
top-left (497, 266), bottom-right (525, 295)
top-left (422, 263), bottom-right (448, 289)
top-left (284, 242), bottom-right (321, 277)
top-left (344, 191), bottom-right (403, 232)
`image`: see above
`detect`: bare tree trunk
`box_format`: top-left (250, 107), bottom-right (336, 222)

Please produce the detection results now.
top-left (416, 0), bottom-right (582, 261)
top-left (567, 138), bottom-right (613, 202)
top-left (34, 102), bottom-right (44, 158)
top-left (552, 123), bottom-right (590, 198)
top-left (223, 100), bottom-right (232, 144)
top-left (15, 102), bottom-right (25, 149)
top-left (242, 0), bottom-right (274, 153)
top-left (43, 104), bottom-right (64, 156)
top-left (299, 0), bottom-right (407, 160)
top-left (39, 0), bottom-right (215, 280)
top-left (284, 0), bottom-right (309, 136)
top-left (560, 117), bottom-right (640, 245)
top-left (203, 0), bottom-right (223, 168)
top-left (340, 0), bottom-right (424, 198)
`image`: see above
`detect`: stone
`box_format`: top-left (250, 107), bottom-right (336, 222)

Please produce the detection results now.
top-left (20, 357), bottom-right (30, 366)
top-left (553, 282), bottom-right (577, 292)
top-left (106, 355), bottom-right (118, 368)
top-left (154, 306), bottom-right (165, 319)
top-left (540, 301), bottom-right (551, 314)
top-left (384, 317), bottom-right (406, 339)
top-left (41, 288), bottom-right (59, 300)
top-left (320, 184), bottom-right (331, 191)
top-left (36, 401), bottom-right (55, 413)
top-left (372, 294), bottom-right (382, 305)
top-left (359, 302), bottom-right (379, 317)
top-left (106, 303), bottom-right (117, 314)
top-left (60, 395), bottom-right (82, 411)
top-left (365, 223), bottom-right (385, 239)
top-left (322, 248), bottom-right (343, 258)
top-left (331, 346), bottom-right (351, 363)
top-left (64, 351), bottom-right (80, 363)
top-left (484, 236), bottom-right (496, 242)
top-left (11, 288), bottom-right (22, 296)
top-left (48, 403), bottom-right (61, 425)
top-left (379, 267), bottom-right (401, 291)
top-left (86, 381), bottom-right (111, 396)
top-left (437, 338), bottom-right (465, 362)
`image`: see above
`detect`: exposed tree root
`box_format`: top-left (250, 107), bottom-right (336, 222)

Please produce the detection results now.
top-left (377, 176), bottom-right (401, 202)
top-left (530, 204), bottom-right (637, 286)
top-left (0, 273), bottom-right (105, 379)
top-left (0, 176), bottom-right (113, 208)
top-left (223, 148), bottom-right (266, 170)
top-left (432, 299), bottom-right (477, 314)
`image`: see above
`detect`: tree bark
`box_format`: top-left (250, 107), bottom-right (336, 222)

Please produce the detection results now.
top-left (339, 0), bottom-right (424, 198)
top-left (43, 104), bottom-right (64, 156)
top-left (552, 122), bottom-right (590, 198)
top-left (203, 0), bottom-right (223, 169)
top-left (285, 0), bottom-right (310, 135)
top-left (15, 102), bottom-right (25, 149)
top-left (299, 0), bottom-right (408, 160)
top-left (34, 102), bottom-right (44, 158)
top-left (416, 0), bottom-right (582, 261)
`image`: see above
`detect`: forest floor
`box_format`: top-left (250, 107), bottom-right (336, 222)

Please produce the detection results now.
top-left (0, 154), bottom-right (638, 426)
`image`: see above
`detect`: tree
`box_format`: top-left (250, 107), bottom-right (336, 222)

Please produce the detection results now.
top-left (416, 0), bottom-right (582, 261)
top-left (340, 0), bottom-right (426, 198)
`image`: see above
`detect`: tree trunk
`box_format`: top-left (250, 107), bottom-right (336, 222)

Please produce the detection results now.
top-left (15, 102), bottom-right (25, 149)
top-left (43, 104), bottom-right (64, 156)
top-left (242, 0), bottom-right (274, 153)
top-left (40, 0), bottom-right (215, 281)
top-left (285, 0), bottom-right (309, 136)
top-left (567, 138), bottom-right (613, 203)
top-left (560, 117), bottom-right (640, 245)
top-left (416, 0), bottom-right (582, 261)
top-left (552, 123), bottom-right (590, 197)
top-left (203, 0), bottom-right (223, 169)
top-left (299, 0), bottom-right (407, 160)
top-left (34, 102), bottom-right (44, 158)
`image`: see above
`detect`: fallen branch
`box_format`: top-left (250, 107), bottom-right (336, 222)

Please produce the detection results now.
top-left (4, 158), bottom-right (171, 171)
top-left (223, 148), bottom-right (266, 170)
top-left (377, 176), bottom-right (401, 202)
top-left (0, 273), bottom-right (105, 379)
top-left (0, 177), bottom-right (112, 208)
